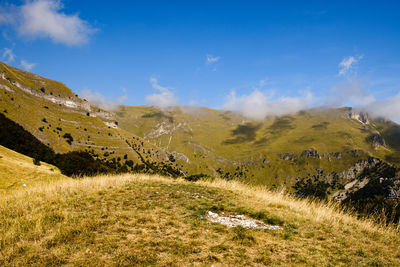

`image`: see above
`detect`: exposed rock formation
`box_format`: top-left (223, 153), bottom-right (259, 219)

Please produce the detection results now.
top-left (366, 134), bottom-right (386, 149)
top-left (348, 109), bottom-right (369, 124)
top-left (301, 149), bottom-right (321, 159)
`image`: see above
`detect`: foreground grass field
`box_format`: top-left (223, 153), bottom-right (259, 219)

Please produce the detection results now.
top-left (1, 174), bottom-right (399, 266)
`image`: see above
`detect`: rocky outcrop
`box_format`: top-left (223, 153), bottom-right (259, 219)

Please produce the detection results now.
top-left (0, 72), bottom-right (114, 120)
top-left (366, 134), bottom-right (386, 149)
top-left (388, 180), bottom-right (400, 198)
top-left (283, 153), bottom-right (296, 161)
top-left (145, 121), bottom-right (187, 139)
top-left (169, 151), bottom-right (191, 164)
top-left (339, 157), bottom-right (380, 181)
top-left (0, 83), bottom-right (14, 92)
top-left (348, 109), bottom-right (369, 124)
top-left (104, 121), bottom-right (118, 129)
top-left (332, 157), bottom-right (400, 201)
top-left (301, 149), bottom-right (321, 159)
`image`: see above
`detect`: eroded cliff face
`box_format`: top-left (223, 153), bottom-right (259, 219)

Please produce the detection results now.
top-left (348, 108), bottom-right (369, 125)
top-left (332, 157), bottom-right (400, 201)
top-left (0, 72), bottom-right (114, 120)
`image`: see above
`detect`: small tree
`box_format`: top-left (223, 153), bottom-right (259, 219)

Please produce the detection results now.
top-left (33, 158), bottom-right (41, 166)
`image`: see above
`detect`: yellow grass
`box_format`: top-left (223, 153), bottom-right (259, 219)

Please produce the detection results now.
top-left (1, 173), bottom-right (399, 266)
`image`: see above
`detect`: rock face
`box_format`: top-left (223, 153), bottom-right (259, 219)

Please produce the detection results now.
top-left (348, 109), bottom-right (369, 124)
top-left (0, 71), bottom-right (114, 120)
top-left (332, 157), bottom-right (400, 201)
top-left (388, 180), bottom-right (400, 198)
top-left (301, 149), bottom-right (321, 159)
top-left (262, 158), bottom-right (270, 164)
top-left (283, 153), bottom-right (296, 161)
top-left (339, 157), bottom-right (380, 181)
top-left (367, 134), bottom-right (386, 149)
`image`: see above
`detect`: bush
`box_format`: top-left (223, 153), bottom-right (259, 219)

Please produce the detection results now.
top-left (293, 175), bottom-right (330, 200)
top-left (55, 151), bottom-right (112, 177)
top-left (184, 173), bottom-right (211, 182)
top-left (62, 133), bottom-right (73, 145)
top-left (33, 158), bottom-right (41, 166)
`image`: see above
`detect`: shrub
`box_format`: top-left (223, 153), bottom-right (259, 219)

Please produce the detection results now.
top-left (33, 158), bottom-right (41, 166)
top-left (55, 151), bottom-right (112, 177)
top-left (62, 133), bottom-right (74, 145)
top-left (293, 172), bottom-right (331, 200)
top-left (185, 173), bottom-right (211, 182)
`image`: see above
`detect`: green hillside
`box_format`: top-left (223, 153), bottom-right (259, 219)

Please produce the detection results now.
top-left (114, 105), bottom-right (399, 188)
top-left (1, 61), bottom-right (400, 194)
top-left (0, 62), bottom-right (187, 176)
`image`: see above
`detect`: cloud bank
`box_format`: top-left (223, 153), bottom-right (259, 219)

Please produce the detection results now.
top-left (0, 0), bottom-right (95, 45)
top-left (328, 78), bottom-right (375, 107)
top-left (80, 88), bottom-right (127, 111)
top-left (223, 89), bottom-right (313, 120)
top-left (146, 77), bottom-right (178, 109)
top-left (364, 93), bottom-right (400, 123)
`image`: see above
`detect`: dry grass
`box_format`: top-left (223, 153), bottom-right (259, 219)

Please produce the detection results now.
top-left (197, 178), bottom-right (400, 234)
top-left (1, 174), bottom-right (399, 266)
top-left (0, 145), bottom-right (65, 191)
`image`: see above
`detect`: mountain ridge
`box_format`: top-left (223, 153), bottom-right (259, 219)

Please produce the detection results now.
top-left (1, 61), bottom-right (400, 195)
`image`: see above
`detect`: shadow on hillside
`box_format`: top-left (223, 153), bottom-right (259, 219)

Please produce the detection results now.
top-left (142, 111), bottom-right (174, 123)
top-left (381, 124), bottom-right (400, 151)
top-left (312, 121), bottom-right (329, 130)
top-left (223, 122), bottom-right (262, 144)
top-left (266, 116), bottom-right (295, 135)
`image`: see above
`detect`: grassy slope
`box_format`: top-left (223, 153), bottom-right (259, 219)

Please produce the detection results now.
top-left (0, 62), bottom-right (136, 157)
top-left (115, 106), bottom-right (396, 187)
top-left (0, 173), bottom-right (399, 266)
top-left (0, 62), bottom-right (184, 170)
top-left (0, 145), bottom-right (66, 191)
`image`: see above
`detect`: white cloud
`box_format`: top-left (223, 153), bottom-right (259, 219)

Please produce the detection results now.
top-left (327, 76), bottom-right (400, 123)
top-left (80, 88), bottom-right (127, 111)
top-left (206, 54), bottom-right (220, 64)
top-left (20, 59), bottom-right (36, 71)
top-left (364, 93), bottom-right (400, 124)
top-left (328, 78), bottom-right (375, 107)
top-left (2, 48), bottom-right (14, 62)
top-left (338, 55), bottom-right (363, 76)
top-left (223, 89), bottom-right (312, 120)
top-left (146, 77), bottom-right (178, 109)
top-left (0, 0), bottom-right (95, 46)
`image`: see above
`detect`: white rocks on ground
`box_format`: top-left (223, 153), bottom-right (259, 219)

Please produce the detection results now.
top-left (205, 211), bottom-right (282, 230)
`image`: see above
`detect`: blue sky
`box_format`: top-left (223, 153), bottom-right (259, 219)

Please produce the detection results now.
top-left (1, 0), bottom-right (400, 120)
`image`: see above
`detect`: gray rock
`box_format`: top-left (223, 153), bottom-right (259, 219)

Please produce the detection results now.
top-left (301, 149), bottom-right (321, 159)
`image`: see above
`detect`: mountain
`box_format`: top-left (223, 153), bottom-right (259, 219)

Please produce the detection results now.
top-left (114, 105), bottom-right (400, 186)
top-left (0, 62), bottom-right (184, 177)
top-left (1, 61), bottom-right (400, 197)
